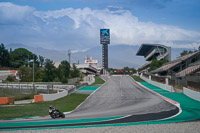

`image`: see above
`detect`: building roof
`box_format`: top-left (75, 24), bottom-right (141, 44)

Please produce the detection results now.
top-left (136, 44), bottom-right (171, 62)
top-left (176, 64), bottom-right (200, 77)
top-left (136, 44), bottom-right (169, 56)
top-left (152, 50), bottom-right (200, 73)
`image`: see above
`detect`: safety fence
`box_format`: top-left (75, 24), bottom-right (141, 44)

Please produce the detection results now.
top-left (187, 81), bottom-right (200, 92)
top-left (168, 79), bottom-right (175, 87)
top-left (151, 75), bottom-right (166, 84)
top-left (143, 73), bottom-right (149, 78)
top-left (0, 83), bottom-right (74, 97)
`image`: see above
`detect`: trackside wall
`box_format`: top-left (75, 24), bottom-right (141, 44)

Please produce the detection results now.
top-left (42, 90), bottom-right (68, 102)
top-left (140, 75), bottom-right (200, 101)
top-left (140, 75), bottom-right (172, 92)
top-left (184, 87), bottom-right (200, 101)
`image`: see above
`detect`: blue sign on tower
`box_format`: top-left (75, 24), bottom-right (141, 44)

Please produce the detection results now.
top-left (100, 29), bottom-right (110, 44)
top-left (101, 29), bottom-right (109, 36)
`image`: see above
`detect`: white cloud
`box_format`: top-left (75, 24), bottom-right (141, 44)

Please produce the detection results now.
top-left (34, 6), bottom-right (200, 47)
top-left (0, 2), bottom-right (35, 24)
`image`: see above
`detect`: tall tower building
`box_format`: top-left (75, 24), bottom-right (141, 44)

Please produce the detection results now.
top-left (100, 29), bottom-right (110, 74)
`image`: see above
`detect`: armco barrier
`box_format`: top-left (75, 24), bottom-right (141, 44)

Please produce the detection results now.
top-left (42, 90), bottom-right (68, 101)
top-left (184, 87), bottom-right (200, 101)
top-left (140, 76), bottom-right (172, 92)
top-left (34, 95), bottom-right (44, 103)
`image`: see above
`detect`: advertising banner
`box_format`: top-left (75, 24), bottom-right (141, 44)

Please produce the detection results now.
top-left (100, 29), bottom-right (110, 44)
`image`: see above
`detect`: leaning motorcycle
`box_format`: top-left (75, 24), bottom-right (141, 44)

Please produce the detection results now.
top-left (49, 106), bottom-right (65, 119)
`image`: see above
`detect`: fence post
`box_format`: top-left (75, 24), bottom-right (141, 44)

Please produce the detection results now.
top-left (51, 84), bottom-right (53, 94)
top-left (165, 78), bottom-right (169, 85)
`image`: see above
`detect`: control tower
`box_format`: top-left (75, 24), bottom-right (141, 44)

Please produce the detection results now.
top-left (100, 29), bottom-right (110, 74)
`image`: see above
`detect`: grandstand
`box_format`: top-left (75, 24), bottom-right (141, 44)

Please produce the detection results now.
top-left (136, 44), bottom-right (171, 61)
top-left (136, 44), bottom-right (171, 72)
top-left (151, 50), bottom-right (200, 76)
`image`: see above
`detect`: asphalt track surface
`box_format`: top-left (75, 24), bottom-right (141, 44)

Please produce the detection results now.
top-left (0, 76), bottom-right (179, 130)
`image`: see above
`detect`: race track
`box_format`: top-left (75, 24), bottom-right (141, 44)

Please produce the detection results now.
top-left (0, 76), bottom-right (179, 130)
top-left (68, 75), bottom-right (178, 119)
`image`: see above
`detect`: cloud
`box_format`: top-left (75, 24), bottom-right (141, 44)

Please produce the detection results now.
top-left (34, 6), bottom-right (200, 47)
top-left (0, 2), bottom-right (35, 25)
top-left (0, 2), bottom-right (200, 50)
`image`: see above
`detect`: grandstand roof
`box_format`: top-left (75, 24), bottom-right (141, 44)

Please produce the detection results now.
top-left (152, 50), bottom-right (200, 74)
top-left (176, 64), bottom-right (200, 77)
top-left (136, 44), bottom-right (169, 56)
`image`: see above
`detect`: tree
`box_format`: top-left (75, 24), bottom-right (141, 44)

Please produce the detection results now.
top-left (43, 59), bottom-right (56, 82)
top-left (18, 66), bottom-right (33, 82)
top-left (10, 48), bottom-right (34, 68)
top-left (71, 64), bottom-right (80, 78)
top-left (180, 50), bottom-right (192, 57)
top-left (38, 55), bottom-right (45, 67)
top-left (6, 75), bottom-right (16, 82)
top-left (58, 60), bottom-right (70, 83)
top-left (0, 43), bottom-right (10, 67)
top-left (35, 69), bottom-right (45, 82)
top-left (149, 59), bottom-right (168, 72)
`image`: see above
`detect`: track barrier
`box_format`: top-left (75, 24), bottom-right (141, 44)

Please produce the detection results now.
top-left (0, 97), bottom-right (15, 104)
top-left (34, 95), bottom-right (44, 103)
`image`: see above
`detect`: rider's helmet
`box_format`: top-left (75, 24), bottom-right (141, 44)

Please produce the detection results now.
top-left (49, 105), bottom-right (53, 109)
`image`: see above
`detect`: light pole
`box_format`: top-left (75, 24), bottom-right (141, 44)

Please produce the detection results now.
top-left (32, 56), bottom-right (35, 83)
top-left (33, 56), bottom-right (36, 94)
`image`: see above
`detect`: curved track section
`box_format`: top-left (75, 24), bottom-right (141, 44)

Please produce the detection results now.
top-left (67, 76), bottom-right (178, 119)
top-left (0, 76), bottom-right (179, 130)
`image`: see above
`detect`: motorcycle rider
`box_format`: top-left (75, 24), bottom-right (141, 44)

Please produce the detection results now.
top-left (49, 105), bottom-right (65, 118)
top-left (49, 105), bottom-right (57, 116)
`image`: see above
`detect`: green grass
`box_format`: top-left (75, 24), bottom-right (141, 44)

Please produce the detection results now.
top-left (0, 88), bottom-right (35, 101)
top-left (14, 94), bottom-right (34, 101)
top-left (0, 88), bottom-right (57, 101)
top-left (0, 93), bottom-right (89, 119)
top-left (91, 76), bottom-right (105, 85)
top-left (132, 75), bottom-right (145, 82)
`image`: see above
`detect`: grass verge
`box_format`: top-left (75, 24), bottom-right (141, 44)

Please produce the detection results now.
top-left (91, 76), bottom-right (105, 85)
top-left (14, 94), bottom-right (34, 101)
top-left (0, 93), bottom-right (89, 119)
top-left (132, 75), bottom-right (145, 82)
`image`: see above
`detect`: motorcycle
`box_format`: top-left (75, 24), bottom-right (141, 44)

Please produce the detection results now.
top-left (49, 106), bottom-right (65, 119)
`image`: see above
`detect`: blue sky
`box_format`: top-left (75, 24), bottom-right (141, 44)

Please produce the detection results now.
top-left (0, 0), bottom-right (200, 51)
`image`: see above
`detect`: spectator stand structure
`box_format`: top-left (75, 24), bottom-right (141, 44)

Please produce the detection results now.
top-left (136, 44), bottom-right (171, 73)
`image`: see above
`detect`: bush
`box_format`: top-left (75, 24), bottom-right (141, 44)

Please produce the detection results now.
top-left (6, 75), bottom-right (16, 82)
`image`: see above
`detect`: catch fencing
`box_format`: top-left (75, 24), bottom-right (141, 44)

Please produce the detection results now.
top-left (0, 83), bottom-right (74, 97)
top-left (187, 81), bottom-right (200, 92)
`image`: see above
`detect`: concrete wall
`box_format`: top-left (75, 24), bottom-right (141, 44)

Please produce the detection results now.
top-left (68, 77), bottom-right (80, 84)
top-left (140, 76), bottom-right (172, 92)
top-left (42, 90), bottom-right (69, 101)
top-left (184, 87), bottom-right (200, 101)
top-left (82, 75), bottom-right (95, 85)
top-left (141, 75), bottom-right (200, 101)
top-left (0, 83), bottom-right (74, 90)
